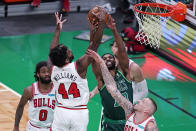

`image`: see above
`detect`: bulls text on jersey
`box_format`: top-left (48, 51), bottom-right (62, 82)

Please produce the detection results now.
top-left (33, 98), bottom-right (56, 110)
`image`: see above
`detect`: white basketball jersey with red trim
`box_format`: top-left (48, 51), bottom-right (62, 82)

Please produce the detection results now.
top-left (51, 62), bottom-right (89, 107)
top-left (28, 82), bottom-right (56, 128)
top-left (125, 112), bottom-right (155, 131)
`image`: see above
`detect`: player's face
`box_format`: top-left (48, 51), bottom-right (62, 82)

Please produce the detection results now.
top-left (102, 54), bottom-right (116, 70)
top-left (134, 98), bottom-right (151, 112)
top-left (38, 66), bottom-right (51, 84)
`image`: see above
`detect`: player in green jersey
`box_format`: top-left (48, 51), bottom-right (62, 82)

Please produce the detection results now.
top-left (87, 49), bottom-right (158, 131)
top-left (89, 15), bottom-right (148, 131)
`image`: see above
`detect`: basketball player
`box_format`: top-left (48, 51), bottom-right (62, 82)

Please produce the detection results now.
top-left (13, 61), bottom-right (55, 131)
top-left (89, 15), bottom-right (148, 131)
top-left (48, 9), bottom-right (107, 131)
top-left (87, 49), bottom-right (159, 131)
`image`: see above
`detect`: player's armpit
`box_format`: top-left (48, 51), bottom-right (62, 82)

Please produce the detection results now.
top-left (146, 121), bottom-right (159, 131)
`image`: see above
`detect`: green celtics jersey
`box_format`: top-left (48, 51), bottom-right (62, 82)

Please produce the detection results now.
top-left (99, 70), bottom-right (133, 120)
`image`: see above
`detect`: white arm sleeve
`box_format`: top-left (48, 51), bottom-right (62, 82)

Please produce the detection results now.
top-left (132, 79), bottom-right (148, 104)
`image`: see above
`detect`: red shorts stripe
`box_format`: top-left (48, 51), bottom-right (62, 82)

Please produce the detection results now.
top-left (29, 121), bottom-right (50, 129)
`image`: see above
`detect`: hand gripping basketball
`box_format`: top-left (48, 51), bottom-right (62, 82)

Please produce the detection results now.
top-left (88, 6), bottom-right (109, 26)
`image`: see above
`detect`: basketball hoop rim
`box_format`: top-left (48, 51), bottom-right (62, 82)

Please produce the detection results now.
top-left (133, 3), bottom-right (174, 17)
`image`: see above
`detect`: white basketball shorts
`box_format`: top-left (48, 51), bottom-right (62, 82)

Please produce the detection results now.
top-left (52, 106), bottom-right (89, 131)
top-left (26, 121), bottom-right (51, 131)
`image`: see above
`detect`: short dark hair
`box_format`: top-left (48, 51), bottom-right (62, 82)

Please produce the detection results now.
top-left (102, 53), bottom-right (115, 59)
top-left (149, 97), bottom-right (157, 114)
top-left (34, 61), bottom-right (48, 81)
top-left (49, 44), bottom-right (68, 67)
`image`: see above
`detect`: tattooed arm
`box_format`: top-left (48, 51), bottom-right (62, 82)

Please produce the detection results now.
top-left (146, 120), bottom-right (159, 131)
top-left (86, 49), bottom-right (134, 118)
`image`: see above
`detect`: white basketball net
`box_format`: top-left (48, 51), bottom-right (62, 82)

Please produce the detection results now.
top-left (134, 4), bottom-right (171, 48)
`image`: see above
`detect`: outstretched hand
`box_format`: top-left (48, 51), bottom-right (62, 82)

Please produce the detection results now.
top-left (98, 7), bottom-right (108, 22)
top-left (93, 6), bottom-right (107, 22)
top-left (106, 15), bottom-right (116, 30)
top-left (55, 12), bottom-right (67, 30)
top-left (86, 49), bottom-right (103, 64)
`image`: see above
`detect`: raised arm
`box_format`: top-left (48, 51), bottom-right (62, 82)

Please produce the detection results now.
top-left (88, 8), bottom-right (106, 52)
top-left (107, 15), bottom-right (148, 103)
top-left (86, 49), bottom-right (133, 118)
top-left (89, 18), bottom-right (97, 43)
top-left (106, 15), bottom-right (129, 73)
top-left (88, 8), bottom-right (106, 81)
top-left (48, 12), bottom-right (67, 67)
top-left (13, 86), bottom-right (32, 131)
top-left (130, 63), bottom-right (148, 104)
top-left (76, 7), bottom-right (107, 78)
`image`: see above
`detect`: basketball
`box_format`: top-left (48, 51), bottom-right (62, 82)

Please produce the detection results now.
top-left (88, 6), bottom-right (109, 26)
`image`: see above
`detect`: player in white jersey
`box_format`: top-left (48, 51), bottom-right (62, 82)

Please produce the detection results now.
top-left (13, 61), bottom-right (55, 131)
top-left (48, 10), bottom-right (107, 131)
top-left (51, 62), bottom-right (89, 107)
top-left (86, 49), bottom-right (159, 131)
top-left (124, 112), bottom-right (155, 131)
